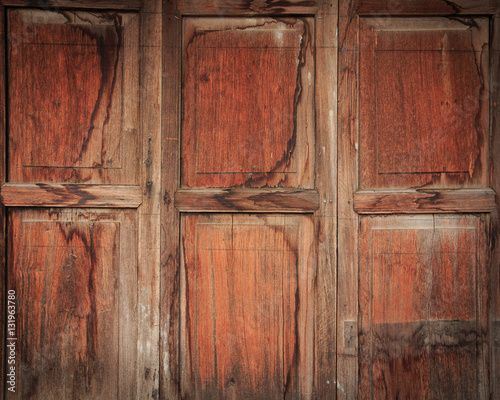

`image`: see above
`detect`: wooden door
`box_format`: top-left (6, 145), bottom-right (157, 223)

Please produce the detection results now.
top-left (338, 0), bottom-right (500, 399)
top-left (161, 1), bottom-right (337, 399)
top-left (0, 0), bottom-right (162, 398)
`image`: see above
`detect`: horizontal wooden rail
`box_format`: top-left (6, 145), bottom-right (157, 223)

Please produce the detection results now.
top-left (355, 0), bottom-right (500, 15)
top-left (177, 0), bottom-right (319, 15)
top-left (175, 188), bottom-right (320, 213)
top-left (1, 183), bottom-right (143, 208)
top-left (354, 188), bottom-right (496, 214)
top-left (0, 0), bottom-right (143, 9)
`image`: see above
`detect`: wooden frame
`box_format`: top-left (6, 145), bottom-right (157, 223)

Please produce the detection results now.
top-left (161, 0), bottom-right (338, 398)
top-left (0, 1), bottom-right (160, 398)
top-left (339, 0), bottom-right (500, 398)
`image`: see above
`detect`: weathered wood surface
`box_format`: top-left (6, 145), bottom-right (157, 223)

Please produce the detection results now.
top-left (180, 214), bottom-right (315, 399)
top-left (359, 17), bottom-right (489, 189)
top-left (0, 5), bottom-right (5, 396)
top-left (355, 0), bottom-right (500, 15)
top-left (175, 188), bottom-right (320, 213)
top-left (8, 9), bottom-right (139, 184)
top-left (177, 0), bottom-right (319, 15)
top-left (359, 215), bottom-right (488, 399)
top-left (314, 0), bottom-right (338, 398)
top-left (337, 0), bottom-right (359, 396)
top-left (354, 188), bottom-right (496, 214)
top-left (160, 0), bottom-right (181, 398)
top-left (1, 183), bottom-right (142, 208)
top-left (8, 208), bottom-right (138, 400)
top-left (182, 17), bottom-right (314, 188)
top-left (1, 0), bottom-right (142, 9)
top-left (490, 14), bottom-right (500, 400)
top-left (136, 0), bottom-right (162, 398)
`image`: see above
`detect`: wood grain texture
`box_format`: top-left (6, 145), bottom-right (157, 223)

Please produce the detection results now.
top-left (355, 0), bottom-right (500, 15)
top-left (180, 214), bottom-right (315, 399)
top-left (8, 9), bottom-right (139, 184)
top-left (490, 14), bottom-right (500, 400)
top-left (359, 17), bottom-right (489, 190)
top-left (1, 0), bottom-right (142, 9)
top-left (177, 0), bottom-right (319, 15)
top-left (337, 1), bottom-right (359, 397)
top-left (0, 5), bottom-right (5, 397)
top-left (1, 183), bottom-right (142, 208)
top-left (175, 188), bottom-right (320, 213)
top-left (136, 0), bottom-right (161, 398)
top-left (160, 0), bottom-right (181, 398)
top-left (359, 215), bottom-right (489, 399)
top-left (7, 208), bottom-right (138, 400)
top-left (182, 17), bottom-right (314, 188)
top-left (313, 1), bottom-right (337, 397)
top-left (354, 188), bottom-right (496, 214)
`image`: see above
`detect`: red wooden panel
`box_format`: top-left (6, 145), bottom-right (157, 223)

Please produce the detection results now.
top-left (181, 214), bottom-right (314, 399)
top-left (7, 208), bottom-right (137, 399)
top-left (360, 17), bottom-right (489, 189)
top-left (182, 18), bottom-right (314, 188)
top-left (359, 215), bottom-right (488, 399)
top-left (8, 9), bottom-right (139, 184)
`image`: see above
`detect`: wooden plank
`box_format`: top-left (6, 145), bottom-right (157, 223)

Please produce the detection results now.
top-left (355, 0), bottom-right (500, 15)
top-left (314, 1), bottom-right (337, 398)
top-left (337, 1), bottom-right (359, 397)
top-left (0, 4), bottom-right (5, 397)
top-left (0, 0), bottom-right (142, 9)
top-left (490, 14), bottom-right (500, 400)
top-left (178, 0), bottom-right (319, 15)
top-left (0, 183), bottom-right (143, 208)
top-left (354, 188), bottom-right (496, 214)
top-left (160, 0), bottom-right (181, 398)
top-left (7, 208), bottom-right (138, 400)
top-left (136, 0), bottom-right (162, 398)
top-left (182, 17), bottom-right (314, 189)
top-left (8, 9), bottom-right (140, 185)
top-left (180, 214), bottom-right (315, 399)
top-left (175, 188), bottom-right (320, 213)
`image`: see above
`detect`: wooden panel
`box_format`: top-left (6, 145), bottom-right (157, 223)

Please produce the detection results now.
top-left (177, 0), bottom-right (319, 15)
top-left (354, 188), bottom-right (496, 214)
top-left (8, 9), bottom-right (139, 184)
top-left (180, 214), bottom-right (315, 399)
top-left (160, 1), bottom-right (181, 399)
top-left (359, 215), bottom-right (488, 399)
top-left (1, 183), bottom-right (142, 208)
top-left (1, 0), bottom-right (142, 9)
top-left (182, 17), bottom-right (314, 188)
top-left (7, 208), bottom-right (138, 399)
top-left (355, 0), bottom-right (500, 15)
top-left (175, 188), bottom-right (320, 213)
top-left (314, 1), bottom-right (338, 398)
top-left (359, 17), bottom-right (489, 189)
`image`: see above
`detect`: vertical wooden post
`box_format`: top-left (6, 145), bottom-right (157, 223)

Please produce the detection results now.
top-left (490, 13), bottom-right (500, 400)
top-left (161, 0), bottom-right (181, 399)
top-left (137, 0), bottom-right (163, 398)
top-left (0, 4), bottom-right (6, 397)
top-left (314, 1), bottom-right (338, 398)
top-left (337, 0), bottom-right (359, 397)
